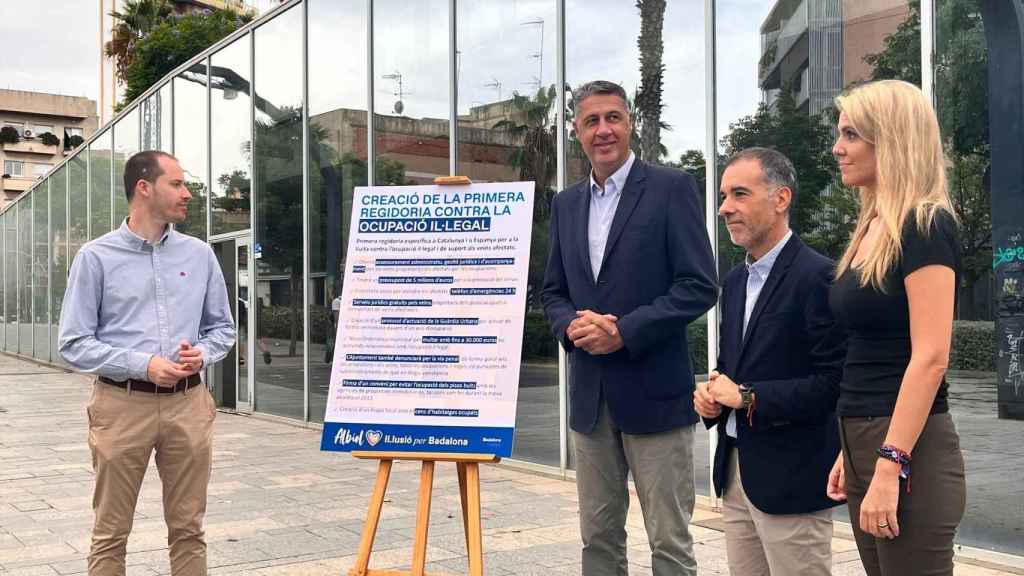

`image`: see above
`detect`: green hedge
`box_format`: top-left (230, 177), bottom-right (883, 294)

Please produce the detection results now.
top-left (950, 320), bottom-right (995, 371)
top-left (259, 305), bottom-right (333, 344)
top-left (688, 320), bottom-right (708, 374)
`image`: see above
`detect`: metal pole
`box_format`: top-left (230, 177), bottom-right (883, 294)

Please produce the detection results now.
top-left (920, 0), bottom-right (935, 105)
top-left (449, 0), bottom-right (458, 176)
top-left (302, 0), bottom-right (310, 422)
top-left (704, 0), bottom-right (720, 507)
top-left (556, 0), bottom-right (568, 475)
top-left (366, 0), bottom-right (375, 187)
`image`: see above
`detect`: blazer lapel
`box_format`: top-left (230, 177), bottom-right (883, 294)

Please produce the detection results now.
top-left (575, 181), bottom-right (595, 284)
top-left (737, 234), bottom-right (803, 362)
top-left (725, 268), bottom-right (748, 376)
top-left (598, 160), bottom-right (647, 278)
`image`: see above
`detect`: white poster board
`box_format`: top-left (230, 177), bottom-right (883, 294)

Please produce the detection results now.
top-left (320, 181), bottom-right (535, 457)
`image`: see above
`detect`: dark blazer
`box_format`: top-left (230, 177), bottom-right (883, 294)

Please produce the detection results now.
top-left (705, 234), bottom-right (846, 515)
top-left (541, 159), bottom-right (717, 435)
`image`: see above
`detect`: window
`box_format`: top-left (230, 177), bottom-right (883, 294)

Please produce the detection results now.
top-left (31, 163), bottom-right (51, 178)
top-left (3, 160), bottom-right (23, 176)
top-left (30, 124), bottom-right (54, 137)
top-left (2, 121), bottom-right (24, 132)
top-left (64, 127), bottom-right (83, 138)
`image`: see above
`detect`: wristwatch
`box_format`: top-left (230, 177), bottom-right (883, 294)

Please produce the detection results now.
top-left (739, 384), bottom-right (754, 409)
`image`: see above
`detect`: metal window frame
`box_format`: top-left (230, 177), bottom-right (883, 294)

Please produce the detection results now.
top-left (302, 0), bottom-right (311, 422)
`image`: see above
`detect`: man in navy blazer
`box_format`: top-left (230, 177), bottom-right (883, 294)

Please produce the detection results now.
top-left (542, 80), bottom-right (717, 576)
top-left (694, 148), bottom-right (846, 575)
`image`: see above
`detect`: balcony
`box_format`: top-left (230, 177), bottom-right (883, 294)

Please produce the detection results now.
top-left (2, 140), bottom-right (58, 156)
top-left (1, 175), bottom-right (35, 194)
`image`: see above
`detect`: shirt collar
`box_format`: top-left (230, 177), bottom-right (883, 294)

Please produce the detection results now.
top-left (589, 151), bottom-right (636, 197)
top-left (746, 229), bottom-right (793, 278)
top-left (118, 218), bottom-right (173, 249)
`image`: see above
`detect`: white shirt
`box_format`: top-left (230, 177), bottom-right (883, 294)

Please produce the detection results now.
top-left (587, 152), bottom-right (636, 280)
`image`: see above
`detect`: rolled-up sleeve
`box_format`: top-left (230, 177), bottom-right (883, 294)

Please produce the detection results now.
top-left (194, 247), bottom-right (236, 365)
top-left (58, 248), bottom-right (153, 380)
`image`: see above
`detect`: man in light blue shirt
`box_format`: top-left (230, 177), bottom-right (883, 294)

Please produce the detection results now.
top-left (59, 150), bottom-right (234, 576)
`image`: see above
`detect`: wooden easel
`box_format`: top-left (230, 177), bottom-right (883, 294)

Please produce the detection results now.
top-left (349, 175), bottom-right (498, 576)
top-left (348, 451), bottom-right (499, 576)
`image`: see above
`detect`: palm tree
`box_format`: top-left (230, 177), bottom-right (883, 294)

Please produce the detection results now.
top-left (105, 0), bottom-right (173, 85)
top-left (635, 0), bottom-right (667, 163)
top-left (492, 84), bottom-right (558, 221)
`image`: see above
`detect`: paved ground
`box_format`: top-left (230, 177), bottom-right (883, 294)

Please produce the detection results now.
top-left (2, 354), bottom-right (1023, 576)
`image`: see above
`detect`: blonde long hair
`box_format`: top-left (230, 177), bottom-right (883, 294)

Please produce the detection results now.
top-left (834, 80), bottom-right (956, 290)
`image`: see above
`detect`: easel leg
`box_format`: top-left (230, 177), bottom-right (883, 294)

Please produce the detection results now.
top-left (456, 462), bottom-right (470, 556)
top-left (464, 463), bottom-right (483, 576)
top-left (411, 460), bottom-right (435, 576)
top-left (351, 459), bottom-right (393, 576)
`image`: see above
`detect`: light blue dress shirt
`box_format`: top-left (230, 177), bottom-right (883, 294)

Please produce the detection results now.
top-left (59, 220), bottom-right (236, 381)
top-left (726, 229), bottom-right (793, 438)
top-left (588, 151), bottom-right (636, 280)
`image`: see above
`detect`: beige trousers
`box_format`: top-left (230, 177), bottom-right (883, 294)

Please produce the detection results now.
top-left (723, 449), bottom-right (833, 576)
top-left (86, 380), bottom-right (216, 576)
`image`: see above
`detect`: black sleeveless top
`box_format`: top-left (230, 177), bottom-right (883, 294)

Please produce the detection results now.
top-left (828, 210), bottom-right (960, 417)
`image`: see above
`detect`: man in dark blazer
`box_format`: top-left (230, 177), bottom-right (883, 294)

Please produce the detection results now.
top-left (542, 80), bottom-right (717, 576)
top-left (694, 147), bottom-right (846, 575)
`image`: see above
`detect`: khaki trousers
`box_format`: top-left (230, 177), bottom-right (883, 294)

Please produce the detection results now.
top-left (723, 449), bottom-right (833, 576)
top-left (87, 380), bottom-right (216, 576)
top-left (573, 402), bottom-right (697, 576)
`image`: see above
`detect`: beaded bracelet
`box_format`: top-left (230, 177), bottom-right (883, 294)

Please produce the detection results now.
top-left (876, 444), bottom-right (912, 493)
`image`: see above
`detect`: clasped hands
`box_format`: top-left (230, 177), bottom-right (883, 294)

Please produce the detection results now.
top-left (147, 340), bottom-right (205, 387)
top-left (566, 310), bottom-right (624, 355)
top-left (693, 371), bottom-right (745, 418)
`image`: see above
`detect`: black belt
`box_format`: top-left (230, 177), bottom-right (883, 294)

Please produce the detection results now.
top-left (98, 374), bottom-right (202, 394)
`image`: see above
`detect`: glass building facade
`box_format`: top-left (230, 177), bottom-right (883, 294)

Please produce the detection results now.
top-left (2, 0), bottom-right (1021, 556)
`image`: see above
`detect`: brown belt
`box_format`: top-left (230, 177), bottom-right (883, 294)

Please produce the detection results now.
top-left (98, 374), bottom-right (202, 394)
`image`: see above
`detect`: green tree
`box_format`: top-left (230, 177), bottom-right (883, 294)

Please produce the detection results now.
top-left (865, 0), bottom-right (991, 319)
top-left (635, 0), bottom-right (667, 162)
top-left (493, 85), bottom-right (558, 309)
top-left (720, 86), bottom-right (838, 255)
top-left (105, 0), bottom-right (174, 86)
top-left (121, 9), bottom-right (251, 107)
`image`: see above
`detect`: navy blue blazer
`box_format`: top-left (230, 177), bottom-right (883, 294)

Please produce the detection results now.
top-left (541, 160), bottom-right (717, 435)
top-left (705, 234), bottom-right (846, 515)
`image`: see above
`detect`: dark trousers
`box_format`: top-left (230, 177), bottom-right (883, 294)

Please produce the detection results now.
top-left (840, 413), bottom-right (965, 576)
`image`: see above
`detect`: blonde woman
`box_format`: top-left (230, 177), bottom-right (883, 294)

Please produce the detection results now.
top-left (824, 79), bottom-right (966, 575)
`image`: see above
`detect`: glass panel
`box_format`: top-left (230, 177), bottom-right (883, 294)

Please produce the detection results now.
top-left (33, 183), bottom-right (48, 360)
top-left (935, 0), bottom-right (1022, 555)
top-left (565, 0), bottom-right (710, 482)
top-left (142, 83), bottom-right (172, 153)
top-left (307, 0), bottom-right (368, 423)
top-left (68, 153), bottom-right (88, 264)
top-left (252, 6), bottom-right (304, 419)
top-left (5, 208), bottom-right (16, 350)
top-left (174, 69), bottom-right (209, 240)
top-left (715, 0), bottom-right (923, 522)
top-left (19, 199), bottom-right (31, 355)
top-left (51, 166), bottom-right (67, 364)
top-left (456, 0), bottom-right (559, 466)
top-left (0, 213), bottom-right (4, 350)
top-left (113, 108), bottom-right (140, 225)
top-left (88, 131), bottom-right (113, 240)
top-left (373, 0), bottom-right (450, 185)
top-left (210, 36), bottom-right (252, 236)
top-left (237, 243), bottom-right (249, 404)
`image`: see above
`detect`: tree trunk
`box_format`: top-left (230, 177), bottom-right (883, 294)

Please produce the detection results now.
top-left (636, 0), bottom-right (667, 163)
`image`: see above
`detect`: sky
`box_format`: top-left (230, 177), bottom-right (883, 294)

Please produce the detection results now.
top-left (0, 0), bottom-right (773, 161)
